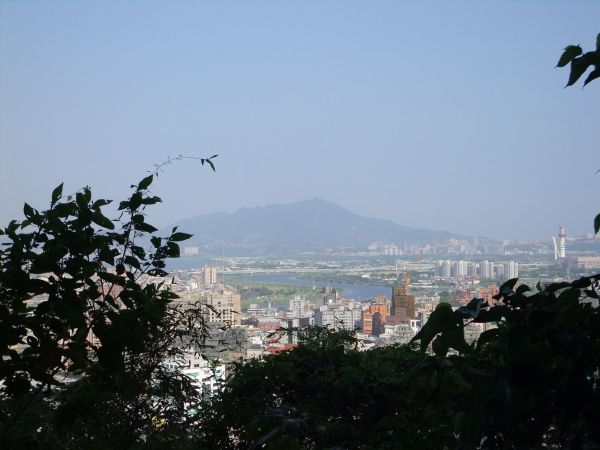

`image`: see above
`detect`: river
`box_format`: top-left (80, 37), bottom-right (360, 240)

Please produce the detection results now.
top-left (222, 273), bottom-right (390, 301)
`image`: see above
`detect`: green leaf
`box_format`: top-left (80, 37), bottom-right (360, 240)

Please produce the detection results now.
top-left (51, 183), bottom-right (64, 203)
top-left (76, 192), bottom-right (87, 209)
top-left (547, 281), bottom-right (570, 293)
top-left (91, 211), bottom-right (115, 229)
top-left (411, 302), bottom-right (454, 353)
top-left (566, 53), bottom-right (595, 87)
top-left (151, 236), bottom-right (162, 248)
top-left (475, 328), bottom-right (501, 349)
top-left (498, 278), bottom-right (518, 294)
top-left (594, 213), bottom-right (600, 235)
top-left (138, 174), bottom-right (153, 191)
top-left (129, 192), bottom-right (143, 210)
top-left (456, 298), bottom-right (483, 319)
top-left (23, 203), bottom-right (35, 219)
top-left (474, 306), bottom-right (506, 323)
top-left (597, 33), bottom-right (600, 52)
top-left (152, 260), bottom-right (165, 268)
top-left (82, 186), bottom-right (92, 203)
top-left (134, 222), bottom-right (158, 233)
top-left (170, 232), bottom-right (193, 242)
top-left (584, 69), bottom-right (600, 87)
top-left (166, 241), bottom-right (180, 257)
top-left (131, 245), bottom-right (146, 259)
top-left (515, 284), bottom-right (530, 295)
top-left (141, 195), bottom-right (162, 205)
top-left (571, 277), bottom-right (591, 289)
top-left (98, 271), bottom-right (125, 285)
top-left (124, 255), bottom-right (141, 269)
top-left (52, 202), bottom-right (76, 218)
top-left (432, 324), bottom-right (470, 357)
top-left (556, 45), bottom-right (582, 67)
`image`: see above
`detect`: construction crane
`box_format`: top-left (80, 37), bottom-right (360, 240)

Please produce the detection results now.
top-left (400, 254), bottom-right (421, 295)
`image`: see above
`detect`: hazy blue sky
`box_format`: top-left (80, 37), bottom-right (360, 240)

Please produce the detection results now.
top-left (1, 1), bottom-right (599, 241)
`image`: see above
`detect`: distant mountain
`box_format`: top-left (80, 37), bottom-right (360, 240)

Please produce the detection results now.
top-left (168, 198), bottom-right (462, 255)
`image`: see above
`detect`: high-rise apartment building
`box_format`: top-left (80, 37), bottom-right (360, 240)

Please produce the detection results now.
top-left (494, 264), bottom-right (504, 279)
top-left (467, 262), bottom-right (478, 276)
top-left (479, 260), bottom-right (491, 279)
top-left (289, 296), bottom-right (307, 317)
top-left (315, 306), bottom-right (359, 331)
top-left (183, 246), bottom-right (199, 256)
top-left (438, 260), bottom-right (451, 277)
top-left (503, 261), bottom-right (519, 279)
top-left (196, 288), bottom-right (241, 326)
top-left (457, 260), bottom-right (467, 277)
top-left (361, 296), bottom-right (389, 335)
top-left (172, 286), bottom-right (241, 326)
top-left (202, 265), bottom-right (218, 286)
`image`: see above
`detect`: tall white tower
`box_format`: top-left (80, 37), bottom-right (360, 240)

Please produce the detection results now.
top-left (558, 226), bottom-right (566, 259)
top-left (552, 226), bottom-right (567, 260)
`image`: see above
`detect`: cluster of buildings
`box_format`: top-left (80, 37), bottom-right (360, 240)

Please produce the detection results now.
top-left (161, 265), bottom-right (515, 398)
top-left (242, 281), bottom-right (423, 351)
top-left (366, 238), bottom-right (505, 257)
top-left (150, 226), bottom-right (600, 398)
top-left (368, 242), bottom-right (405, 256)
top-left (163, 265), bottom-right (243, 397)
top-left (436, 260), bottom-right (519, 279)
top-left (570, 256), bottom-right (600, 269)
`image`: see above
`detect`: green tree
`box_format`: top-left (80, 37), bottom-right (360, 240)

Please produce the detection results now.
top-left (197, 278), bottom-right (600, 449)
top-left (198, 327), bottom-right (465, 449)
top-left (0, 160), bottom-right (217, 449)
top-left (418, 278), bottom-right (600, 449)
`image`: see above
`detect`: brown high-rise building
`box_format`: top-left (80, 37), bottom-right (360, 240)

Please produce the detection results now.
top-left (391, 284), bottom-right (416, 323)
top-left (362, 310), bottom-right (374, 335)
top-left (361, 296), bottom-right (389, 335)
top-left (479, 284), bottom-right (499, 306)
top-left (371, 312), bottom-right (385, 336)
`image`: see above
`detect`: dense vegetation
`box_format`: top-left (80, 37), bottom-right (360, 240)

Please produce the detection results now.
top-left (0, 173), bottom-right (218, 449)
top-left (198, 279), bottom-right (600, 449)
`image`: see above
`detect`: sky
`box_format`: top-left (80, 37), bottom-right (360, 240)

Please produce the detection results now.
top-left (1, 1), bottom-right (599, 241)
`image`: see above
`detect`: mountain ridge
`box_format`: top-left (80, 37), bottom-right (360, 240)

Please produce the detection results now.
top-left (167, 198), bottom-right (463, 255)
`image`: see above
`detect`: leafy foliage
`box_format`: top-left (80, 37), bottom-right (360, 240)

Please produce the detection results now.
top-left (557, 33), bottom-right (600, 87)
top-left (198, 327), bottom-right (463, 449)
top-left (0, 171), bottom-right (217, 449)
top-left (558, 34), bottom-right (600, 245)
top-left (199, 277), bottom-right (600, 449)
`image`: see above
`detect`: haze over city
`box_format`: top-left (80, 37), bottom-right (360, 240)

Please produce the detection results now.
top-left (1, 1), bottom-right (599, 240)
